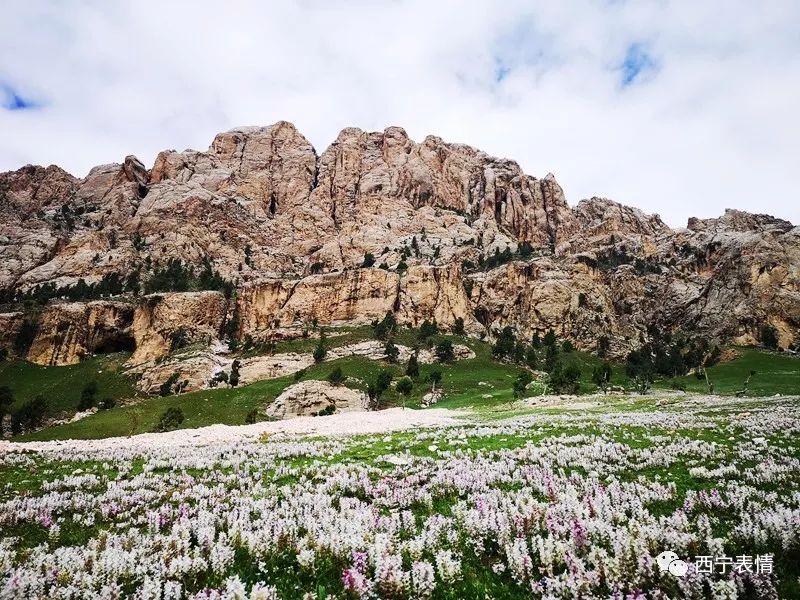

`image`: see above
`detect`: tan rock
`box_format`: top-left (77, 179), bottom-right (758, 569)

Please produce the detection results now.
top-left (266, 380), bottom-right (367, 419)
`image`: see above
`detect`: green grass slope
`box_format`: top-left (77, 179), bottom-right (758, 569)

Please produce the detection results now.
top-left (0, 352), bottom-right (138, 416)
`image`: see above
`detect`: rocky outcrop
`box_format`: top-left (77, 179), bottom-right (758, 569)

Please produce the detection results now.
top-left (266, 380), bottom-right (367, 419)
top-left (0, 122), bottom-right (797, 367)
top-left (26, 301), bottom-right (134, 365)
top-left (130, 292), bottom-right (228, 364)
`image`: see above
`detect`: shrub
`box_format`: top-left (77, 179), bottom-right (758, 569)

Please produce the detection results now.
top-left (406, 353), bottom-right (420, 378)
top-left (513, 371), bottom-right (533, 400)
top-left (99, 397), bottom-right (116, 410)
top-left (159, 372), bottom-right (180, 397)
top-left (561, 340), bottom-right (574, 353)
top-left (78, 381), bottom-right (99, 411)
top-left (396, 376), bottom-right (413, 396)
top-left (549, 361), bottom-right (581, 394)
top-left (327, 366), bottom-right (345, 386)
top-left (362, 253), bottom-right (376, 268)
top-left (384, 339), bottom-right (399, 363)
top-left (373, 312), bottom-right (397, 340)
top-left (245, 408), bottom-right (259, 424)
top-left (154, 407), bottom-right (185, 432)
top-left (293, 368), bottom-right (307, 381)
top-left (418, 320), bottom-right (438, 341)
top-left (229, 360), bottom-right (241, 387)
top-left (0, 347), bottom-right (8, 362)
top-left (492, 326), bottom-right (516, 360)
top-left (435, 340), bottom-right (455, 363)
top-left (452, 317), bottom-right (465, 336)
top-left (10, 395), bottom-right (47, 435)
top-left (312, 344), bottom-right (327, 363)
top-left (592, 363), bottom-right (613, 393)
top-left (0, 385), bottom-right (13, 422)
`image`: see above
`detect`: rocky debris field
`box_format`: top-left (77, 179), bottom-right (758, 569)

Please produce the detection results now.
top-left (1, 395), bottom-right (799, 598)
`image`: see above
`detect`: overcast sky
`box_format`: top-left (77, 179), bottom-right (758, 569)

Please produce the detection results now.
top-left (1, 1), bottom-right (798, 226)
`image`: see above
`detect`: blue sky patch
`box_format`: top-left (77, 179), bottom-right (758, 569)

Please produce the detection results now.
top-left (619, 43), bottom-right (657, 86)
top-left (1, 83), bottom-right (40, 111)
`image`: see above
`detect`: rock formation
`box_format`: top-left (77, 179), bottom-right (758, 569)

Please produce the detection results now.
top-left (0, 122), bottom-right (797, 376)
top-left (266, 380), bottom-right (367, 419)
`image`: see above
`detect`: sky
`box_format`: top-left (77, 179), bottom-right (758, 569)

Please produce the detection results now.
top-left (1, 0), bottom-right (799, 227)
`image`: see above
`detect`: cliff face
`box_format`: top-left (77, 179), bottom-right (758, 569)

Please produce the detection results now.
top-left (1, 123), bottom-right (797, 371)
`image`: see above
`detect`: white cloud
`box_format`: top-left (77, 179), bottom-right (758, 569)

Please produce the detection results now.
top-left (1, 0), bottom-right (798, 226)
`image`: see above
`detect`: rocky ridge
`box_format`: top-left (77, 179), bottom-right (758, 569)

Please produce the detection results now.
top-left (1, 122), bottom-right (798, 384)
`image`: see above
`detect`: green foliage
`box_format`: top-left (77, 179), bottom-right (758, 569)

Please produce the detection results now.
top-left (0, 347), bottom-right (8, 362)
top-left (10, 395), bottom-right (47, 435)
top-left (524, 346), bottom-right (538, 369)
top-left (13, 320), bottom-right (37, 357)
top-left (154, 407), bottom-right (184, 432)
top-left (326, 366), bottom-right (345, 386)
top-left (245, 408), bottom-right (259, 424)
top-left (229, 360), bottom-right (241, 387)
top-left (384, 339), bottom-right (399, 363)
top-left (361, 253), bottom-right (376, 268)
top-left (435, 340), bottom-right (455, 363)
top-left (293, 368), bottom-right (307, 381)
top-left (561, 340), bottom-right (574, 353)
top-left (427, 369), bottom-right (442, 385)
top-left (405, 352), bottom-right (420, 378)
top-left (0, 385), bottom-right (13, 420)
top-left (396, 376), bottom-right (413, 397)
top-left (548, 360), bottom-right (581, 394)
top-left (543, 329), bottom-right (557, 349)
top-left (592, 362), bottom-right (613, 393)
top-left (159, 372), bottom-right (180, 397)
top-left (312, 344), bottom-right (327, 364)
top-left (512, 371), bottom-right (533, 400)
top-left (0, 353), bottom-right (137, 418)
top-left (492, 326), bottom-right (516, 360)
top-left (98, 397), bottom-right (116, 410)
top-left (78, 381), bottom-right (99, 411)
top-left (372, 312), bottom-right (397, 340)
top-left (144, 258), bottom-right (232, 295)
top-left (452, 317), bottom-right (465, 336)
top-left (597, 335), bottom-right (610, 358)
top-left (418, 319), bottom-right (438, 341)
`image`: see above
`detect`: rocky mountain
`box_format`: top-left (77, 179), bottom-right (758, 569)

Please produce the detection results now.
top-left (1, 122), bottom-right (798, 383)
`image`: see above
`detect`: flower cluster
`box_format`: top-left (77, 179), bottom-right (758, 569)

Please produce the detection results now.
top-left (1, 397), bottom-right (798, 598)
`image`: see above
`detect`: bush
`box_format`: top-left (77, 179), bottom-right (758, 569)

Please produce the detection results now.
top-left (452, 317), bottom-right (465, 336)
top-left (78, 381), bottom-right (99, 411)
top-left (10, 395), bottom-right (47, 435)
top-left (229, 360), bottom-right (241, 387)
top-left (435, 340), bottom-right (455, 363)
top-left (362, 253), bottom-right (376, 268)
top-left (0, 347), bottom-right (8, 362)
top-left (99, 397), bottom-right (116, 410)
top-left (492, 326), bottom-right (516, 360)
top-left (418, 320), bottom-right (438, 341)
top-left (592, 363), bottom-right (613, 393)
top-left (513, 371), bottom-right (533, 400)
top-left (245, 408), bottom-right (259, 424)
top-left (293, 368), bottom-right (307, 381)
top-left (561, 340), bottom-right (574, 353)
top-left (159, 372), bottom-right (180, 397)
top-left (0, 386), bottom-right (13, 422)
top-left (405, 352), bottom-right (420, 378)
top-left (549, 361), bottom-right (581, 394)
top-left (154, 407), bottom-right (185, 432)
top-left (373, 312), bottom-right (397, 340)
top-left (396, 376), bottom-right (413, 396)
top-left (384, 339), bottom-right (399, 363)
top-left (327, 366), bottom-right (345, 386)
